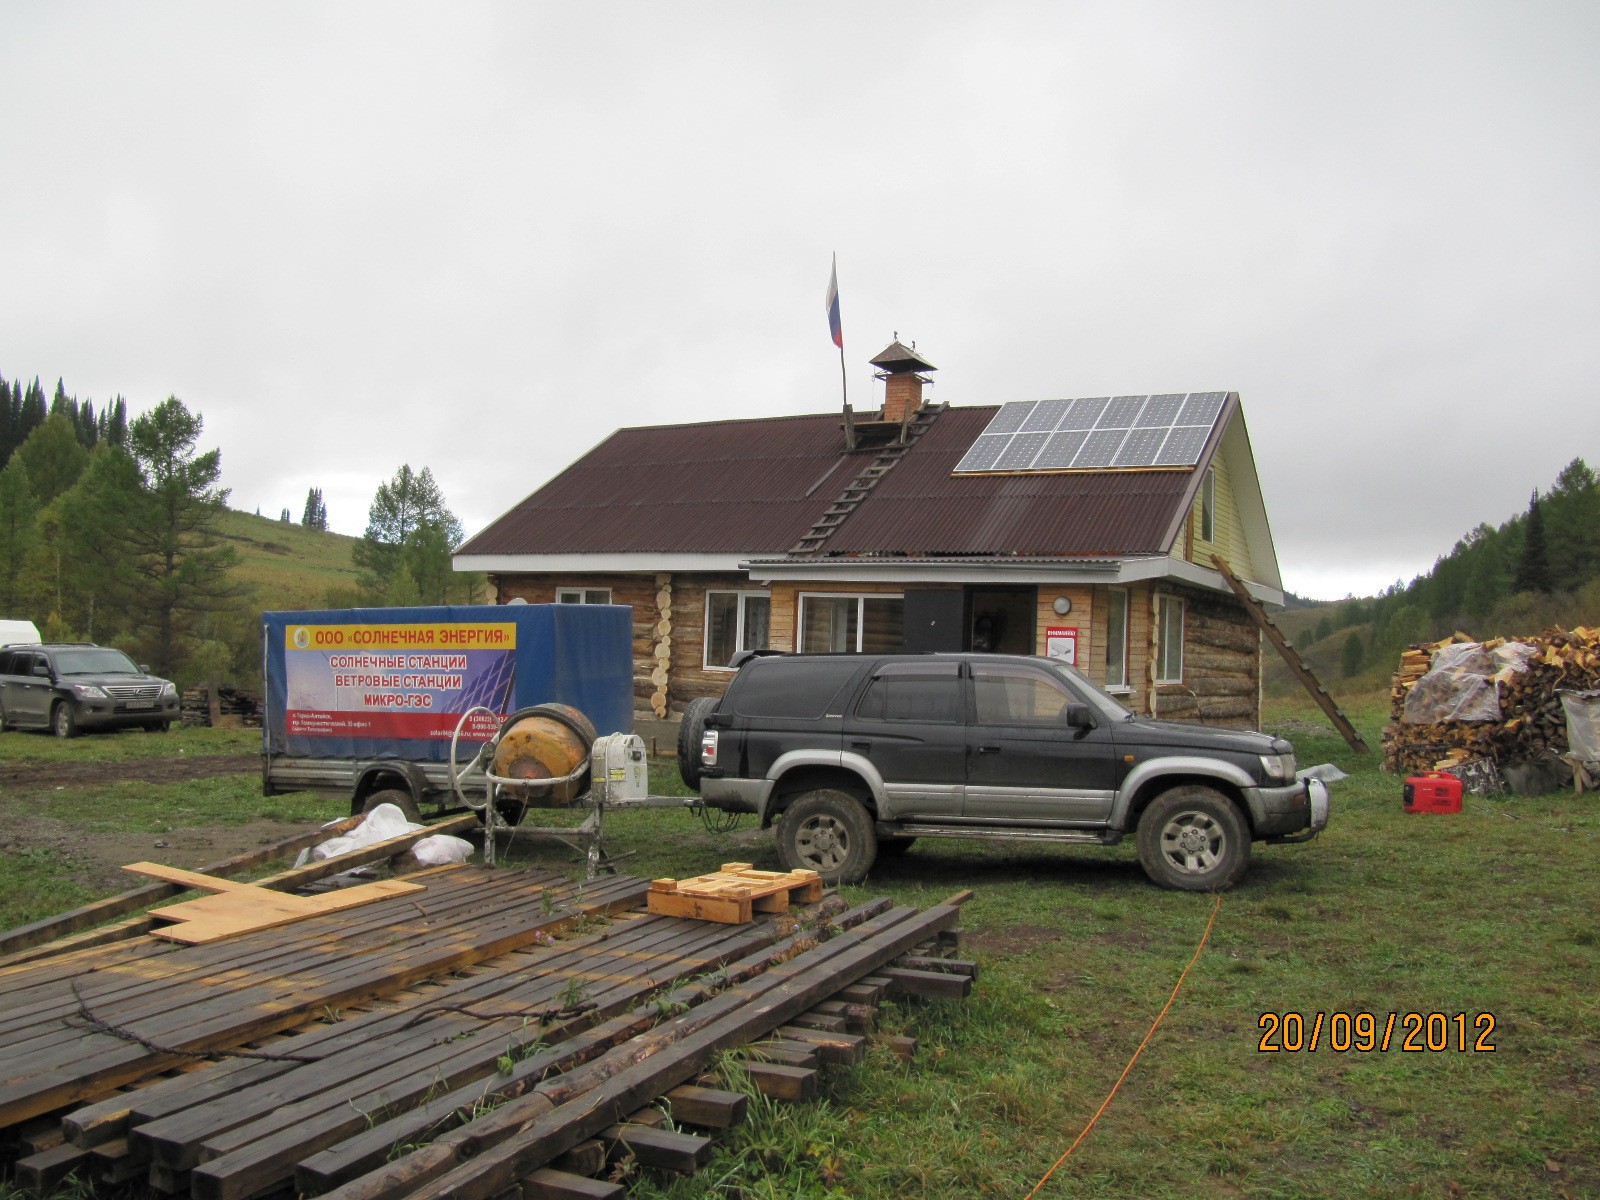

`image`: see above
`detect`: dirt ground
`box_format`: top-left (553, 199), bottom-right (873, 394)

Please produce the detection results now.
top-left (0, 754), bottom-right (321, 893)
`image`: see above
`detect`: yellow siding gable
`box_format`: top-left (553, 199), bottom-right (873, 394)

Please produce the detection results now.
top-left (1178, 447), bottom-right (1255, 581)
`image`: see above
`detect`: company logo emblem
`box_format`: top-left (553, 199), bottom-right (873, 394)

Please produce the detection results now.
top-left (292, 627), bottom-right (311, 649)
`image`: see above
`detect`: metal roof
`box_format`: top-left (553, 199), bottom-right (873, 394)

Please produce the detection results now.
top-left (458, 401), bottom-right (1220, 562)
top-left (810, 404), bottom-right (1209, 559)
top-left (456, 413), bottom-right (859, 556)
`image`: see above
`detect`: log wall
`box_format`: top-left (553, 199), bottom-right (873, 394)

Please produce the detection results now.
top-left (1147, 582), bottom-right (1261, 728)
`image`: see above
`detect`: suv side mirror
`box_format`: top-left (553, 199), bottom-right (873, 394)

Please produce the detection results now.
top-left (33, 662), bottom-right (51, 678)
top-left (1063, 702), bottom-right (1095, 730)
top-left (140, 664), bottom-right (151, 674)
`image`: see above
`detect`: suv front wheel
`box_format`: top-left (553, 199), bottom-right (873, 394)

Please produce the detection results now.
top-left (1136, 785), bottom-right (1251, 891)
top-left (777, 788), bottom-right (878, 886)
top-left (52, 701), bottom-right (79, 739)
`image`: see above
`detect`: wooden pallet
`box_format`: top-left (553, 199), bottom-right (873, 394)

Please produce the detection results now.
top-left (647, 863), bottom-right (824, 924)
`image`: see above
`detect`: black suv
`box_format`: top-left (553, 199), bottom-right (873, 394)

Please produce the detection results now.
top-left (678, 652), bottom-right (1330, 890)
top-left (0, 643), bottom-right (180, 737)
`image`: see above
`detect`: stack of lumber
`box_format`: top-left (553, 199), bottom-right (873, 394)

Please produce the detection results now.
top-left (1382, 626), bottom-right (1600, 775)
top-left (180, 684), bottom-right (262, 728)
top-left (0, 846), bottom-right (975, 1200)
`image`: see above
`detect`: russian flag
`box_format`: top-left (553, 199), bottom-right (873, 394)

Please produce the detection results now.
top-left (825, 255), bottom-right (843, 349)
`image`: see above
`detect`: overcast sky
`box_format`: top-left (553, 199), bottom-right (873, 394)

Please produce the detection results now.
top-left (3, 2), bottom-right (1596, 600)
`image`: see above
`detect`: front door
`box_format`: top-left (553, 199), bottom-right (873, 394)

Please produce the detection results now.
top-left (845, 660), bottom-right (966, 819)
top-left (963, 659), bottom-right (1117, 824)
top-left (966, 587), bottom-right (1037, 655)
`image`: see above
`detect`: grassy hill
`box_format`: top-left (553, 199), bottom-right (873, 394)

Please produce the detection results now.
top-left (215, 509), bottom-right (361, 609)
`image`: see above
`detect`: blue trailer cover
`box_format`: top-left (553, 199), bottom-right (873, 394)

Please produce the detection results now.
top-left (262, 604), bottom-right (633, 761)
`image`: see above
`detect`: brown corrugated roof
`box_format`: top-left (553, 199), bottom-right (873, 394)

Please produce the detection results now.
top-left (815, 405), bottom-right (1200, 558)
top-left (459, 402), bottom-right (1215, 561)
top-left (457, 413), bottom-right (858, 555)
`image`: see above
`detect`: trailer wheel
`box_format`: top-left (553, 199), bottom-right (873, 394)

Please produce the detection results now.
top-left (360, 788), bottom-right (423, 825)
top-left (676, 696), bottom-right (719, 790)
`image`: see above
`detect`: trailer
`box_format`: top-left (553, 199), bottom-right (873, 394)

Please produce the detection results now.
top-left (261, 603), bottom-right (634, 819)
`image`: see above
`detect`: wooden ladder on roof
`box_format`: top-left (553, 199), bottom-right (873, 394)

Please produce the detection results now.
top-left (788, 401), bottom-right (947, 556)
top-left (1210, 553), bottom-right (1371, 753)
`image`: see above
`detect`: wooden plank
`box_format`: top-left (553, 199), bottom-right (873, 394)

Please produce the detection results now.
top-left (547, 1139), bottom-right (605, 1177)
top-left (773, 1026), bottom-right (867, 1066)
top-left (15, 1141), bottom-right (91, 1193)
top-left (521, 1169), bottom-right (624, 1200)
top-left (122, 863), bottom-right (260, 892)
top-left (662, 1085), bottom-right (746, 1130)
top-left (746, 1039), bottom-right (820, 1068)
top-left (146, 879), bottom-right (426, 945)
top-left (643, 892), bottom-right (750, 925)
top-left (599, 1123), bottom-right (711, 1173)
top-left (897, 955), bottom-right (980, 979)
top-left (878, 965), bottom-right (972, 999)
top-left (744, 1062), bottom-right (817, 1102)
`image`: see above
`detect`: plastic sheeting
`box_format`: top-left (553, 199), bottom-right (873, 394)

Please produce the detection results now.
top-left (1561, 690), bottom-right (1600, 764)
top-left (1402, 640), bottom-right (1537, 725)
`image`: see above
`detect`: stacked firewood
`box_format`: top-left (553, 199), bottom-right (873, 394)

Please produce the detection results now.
top-left (1382, 627), bottom-right (1600, 774)
top-left (180, 683), bottom-right (264, 728)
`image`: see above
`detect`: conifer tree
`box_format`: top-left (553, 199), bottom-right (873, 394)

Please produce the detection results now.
top-left (1512, 490), bottom-right (1552, 595)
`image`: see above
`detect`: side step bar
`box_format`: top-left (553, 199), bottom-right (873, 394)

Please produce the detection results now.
top-left (884, 824), bottom-right (1115, 846)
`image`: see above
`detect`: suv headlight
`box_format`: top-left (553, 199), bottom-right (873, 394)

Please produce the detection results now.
top-left (72, 684), bottom-right (108, 700)
top-left (160, 682), bottom-right (178, 698)
top-left (1259, 753), bottom-right (1296, 782)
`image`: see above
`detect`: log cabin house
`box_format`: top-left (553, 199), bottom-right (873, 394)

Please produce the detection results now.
top-left (454, 341), bottom-right (1284, 727)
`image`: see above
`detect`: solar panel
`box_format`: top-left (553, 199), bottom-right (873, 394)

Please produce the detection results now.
top-left (952, 392), bottom-right (1227, 475)
top-left (1035, 429), bottom-right (1089, 469)
top-left (1019, 398), bottom-right (1073, 433)
top-left (1073, 429), bottom-right (1128, 469)
top-left (1113, 427), bottom-right (1168, 468)
top-left (993, 431), bottom-right (1050, 471)
top-left (984, 401), bottom-right (1037, 436)
top-left (1097, 396), bottom-right (1146, 428)
top-left (953, 434), bottom-right (1011, 473)
top-left (1059, 397), bottom-right (1109, 430)
top-left (1153, 426), bottom-right (1211, 466)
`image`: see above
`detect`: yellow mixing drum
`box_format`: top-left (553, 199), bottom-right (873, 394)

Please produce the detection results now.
top-left (488, 703), bottom-right (598, 808)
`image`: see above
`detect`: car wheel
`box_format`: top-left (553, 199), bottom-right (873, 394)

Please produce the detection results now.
top-left (777, 788), bottom-right (877, 886)
top-left (876, 836), bottom-right (917, 856)
top-left (1136, 784), bottom-right (1251, 891)
top-left (676, 696), bottom-right (719, 790)
top-left (360, 787), bottom-right (424, 825)
top-left (52, 701), bottom-right (79, 739)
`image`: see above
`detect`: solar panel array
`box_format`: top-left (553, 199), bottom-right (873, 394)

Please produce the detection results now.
top-left (953, 392), bottom-right (1227, 475)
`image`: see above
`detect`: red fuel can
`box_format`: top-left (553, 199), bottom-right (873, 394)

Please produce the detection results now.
top-left (1403, 772), bottom-right (1464, 814)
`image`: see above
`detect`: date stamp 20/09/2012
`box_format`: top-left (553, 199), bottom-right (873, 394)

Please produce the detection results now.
top-left (1257, 1011), bottom-right (1496, 1053)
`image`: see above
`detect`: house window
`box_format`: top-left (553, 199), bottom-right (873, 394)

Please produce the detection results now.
top-left (1200, 466), bottom-right (1216, 543)
top-left (704, 591), bottom-right (771, 669)
top-left (798, 593), bottom-right (904, 653)
top-left (1156, 594), bottom-right (1184, 683)
top-left (557, 588), bottom-right (612, 604)
top-left (1106, 587), bottom-right (1130, 691)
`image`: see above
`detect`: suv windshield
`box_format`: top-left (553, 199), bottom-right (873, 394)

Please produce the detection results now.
top-left (53, 649), bottom-right (141, 676)
top-left (1044, 659), bottom-right (1134, 722)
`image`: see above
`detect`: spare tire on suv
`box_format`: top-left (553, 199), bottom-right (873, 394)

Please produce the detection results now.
top-left (676, 696), bottom-right (719, 790)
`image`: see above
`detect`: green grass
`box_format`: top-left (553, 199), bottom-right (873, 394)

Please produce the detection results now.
top-left (3, 700), bottom-right (1595, 1198)
top-left (214, 507), bottom-right (361, 608)
top-left (0, 723), bottom-right (260, 762)
top-left (6, 775), bottom-right (344, 835)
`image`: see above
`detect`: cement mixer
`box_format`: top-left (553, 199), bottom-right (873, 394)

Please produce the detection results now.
top-left (450, 703), bottom-right (657, 870)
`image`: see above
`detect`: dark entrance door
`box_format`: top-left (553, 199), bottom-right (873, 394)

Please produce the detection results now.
top-left (903, 589), bottom-right (965, 652)
top-left (966, 587), bottom-right (1037, 655)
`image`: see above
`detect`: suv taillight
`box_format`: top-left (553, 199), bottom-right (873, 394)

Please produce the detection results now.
top-left (701, 729), bottom-right (719, 767)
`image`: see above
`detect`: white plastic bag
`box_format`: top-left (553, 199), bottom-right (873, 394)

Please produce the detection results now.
top-left (311, 803), bottom-right (423, 861)
top-left (410, 834), bottom-right (475, 866)
top-left (1402, 642), bottom-right (1501, 724)
top-left (1560, 690), bottom-right (1600, 764)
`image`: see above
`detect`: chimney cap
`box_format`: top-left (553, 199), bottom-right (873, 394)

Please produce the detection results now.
top-left (869, 339), bottom-right (937, 374)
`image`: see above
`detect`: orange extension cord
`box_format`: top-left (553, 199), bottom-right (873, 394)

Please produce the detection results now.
top-left (1021, 893), bottom-right (1224, 1199)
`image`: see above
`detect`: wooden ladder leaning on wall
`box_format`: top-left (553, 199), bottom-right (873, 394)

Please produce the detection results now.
top-left (1210, 553), bottom-right (1371, 754)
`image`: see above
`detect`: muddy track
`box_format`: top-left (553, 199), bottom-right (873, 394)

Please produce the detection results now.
top-left (0, 753), bottom-right (260, 792)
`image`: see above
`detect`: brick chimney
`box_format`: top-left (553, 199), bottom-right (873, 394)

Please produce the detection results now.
top-left (870, 339), bottom-right (937, 425)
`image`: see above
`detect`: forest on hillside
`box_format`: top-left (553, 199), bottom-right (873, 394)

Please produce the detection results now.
top-left (1286, 457), bottom-right (1600, 687)
top-left (0, 372), bottom-right (482, 690)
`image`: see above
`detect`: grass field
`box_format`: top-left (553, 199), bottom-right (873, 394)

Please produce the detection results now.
top-left (1, 700), bottom-right (1595, 1199)
top-left (214, 507), bottom-right (362, 608)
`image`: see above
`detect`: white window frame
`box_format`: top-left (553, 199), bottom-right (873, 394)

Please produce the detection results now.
top-left (556, 587), bottom-right (612, 604)
top-left (1200, 466), bottom-right (1216, 543)
top-left (1156, 594), bottom-right (1185, 683)
top-left (702, 590), bottom-right (771, 671)
top-left (1105, 586), bottom-right (1131, 692)
top-left (796, 592), bottom-right (905, 653)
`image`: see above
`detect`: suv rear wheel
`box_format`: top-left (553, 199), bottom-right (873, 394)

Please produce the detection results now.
top-left (52, 701), bottom-right (79, 739)
top-left (777, 788), bottom-right (877, 886)
top-left (1136, 785), bottom-right (1250, 891)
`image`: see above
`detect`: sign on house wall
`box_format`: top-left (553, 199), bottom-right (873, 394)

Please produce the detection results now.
top-left (1045, 626), bottom-right (1079, 665)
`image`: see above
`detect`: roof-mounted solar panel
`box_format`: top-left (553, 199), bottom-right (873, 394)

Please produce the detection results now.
top-left (951, 391), bottom-right (1228, 476)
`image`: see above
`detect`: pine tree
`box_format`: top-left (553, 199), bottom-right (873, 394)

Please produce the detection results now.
top-left (301, 486), bottom-right (328, 530)
top-left (1512, 490), bottom-right (1553, 594)
top-left (1340, 631), bottom-right (1364, 677)
top-left (15, 412), bottom-right (89, 504)
top-left (0, 456), bottom-right (38, 612)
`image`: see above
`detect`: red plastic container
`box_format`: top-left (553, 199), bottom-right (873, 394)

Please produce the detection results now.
top-left (1403, 772), bottom-right (1464, 814)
